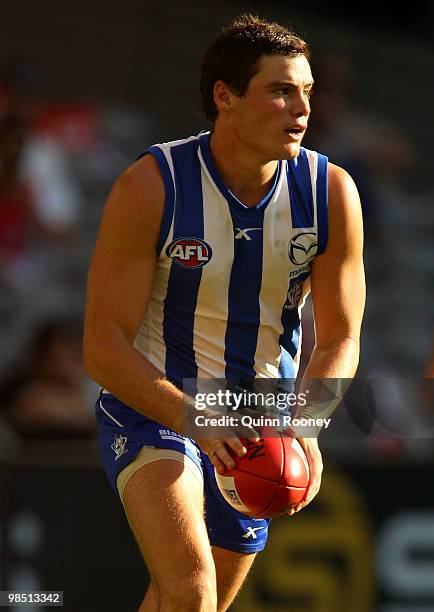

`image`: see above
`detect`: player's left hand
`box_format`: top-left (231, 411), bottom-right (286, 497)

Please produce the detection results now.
top-left (287, 437), bottom-right (323, 516)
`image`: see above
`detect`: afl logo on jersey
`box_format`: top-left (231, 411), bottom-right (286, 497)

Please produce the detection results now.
top-left (288, 232), bottom-right (317, 265)
top-left (166, 237), bottom-right (212, 269)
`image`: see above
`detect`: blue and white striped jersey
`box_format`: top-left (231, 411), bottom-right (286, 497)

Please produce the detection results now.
top-left (134, 131), bottom-right (328, 390)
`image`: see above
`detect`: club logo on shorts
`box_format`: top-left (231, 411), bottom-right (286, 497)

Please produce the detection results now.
top-left (111, 434), bottom-right (128, 461)
top-left (166, 238), bottom-right (212, 268)
top-left (288, 232), bottom-right (317, 265)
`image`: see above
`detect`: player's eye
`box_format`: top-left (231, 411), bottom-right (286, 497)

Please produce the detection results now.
top-left (304, 88), bottom-right (313, 98)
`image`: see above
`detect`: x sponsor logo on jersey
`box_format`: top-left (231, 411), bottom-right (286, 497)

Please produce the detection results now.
top-left (234, 227), bottom-right (262, 240)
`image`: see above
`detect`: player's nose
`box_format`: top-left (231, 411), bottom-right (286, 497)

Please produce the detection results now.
top-left (291, 90), bottom-right (310, 117)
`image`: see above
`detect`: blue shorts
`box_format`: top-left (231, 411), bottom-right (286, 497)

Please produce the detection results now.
top-left (95, 391), bottom-right (270, 554)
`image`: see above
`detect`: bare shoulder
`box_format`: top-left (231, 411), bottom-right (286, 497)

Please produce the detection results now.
top-left (327, 162), bottom-right (362, 217)
top-left (123, 153), bottom-right (165, 201)
top-left (96, 153), bottom-right (166, 254)
top-left (326, 162), bottom-right (363, 247)
top-left (109, 154), bottom-right (165, 228)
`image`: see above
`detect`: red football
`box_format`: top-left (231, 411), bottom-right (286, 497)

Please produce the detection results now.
top-left (214, 430), bottom-right (309, 518)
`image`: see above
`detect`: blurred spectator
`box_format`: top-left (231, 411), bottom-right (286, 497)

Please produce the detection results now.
top-left (0, 59), bottom-right (87, 298)
top-left (0, 317), bottom-right (96, 437)
top-left (19, 126), bottom-right (82, 243)
top-left (0, 59), bottom-right (84, 262)
top-left (0, 110), bottom-right (79, 293)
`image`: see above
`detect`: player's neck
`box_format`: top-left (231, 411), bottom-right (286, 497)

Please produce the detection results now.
top-left (209, 130), bottom-right (278, 207)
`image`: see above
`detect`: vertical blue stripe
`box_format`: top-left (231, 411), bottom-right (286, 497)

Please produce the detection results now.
top-left (224, 209), bottom-right (264, 383)
top-left (163, 140), bottom-right (203, 390)
top-left (141, 146), bottom-right (175, 255)
top-left (287, 149), bottom-right (314, 228)
top-left (316, 153), bottom-right (329, 254)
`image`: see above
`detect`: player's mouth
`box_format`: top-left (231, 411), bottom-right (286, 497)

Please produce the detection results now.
top-left (284, 126), bottom-right (306, 141)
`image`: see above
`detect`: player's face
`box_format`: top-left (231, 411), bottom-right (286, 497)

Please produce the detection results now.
top-left (230, 54), bottom-right (313, 160)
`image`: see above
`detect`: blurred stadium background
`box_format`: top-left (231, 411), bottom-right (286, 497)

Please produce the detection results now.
top-left (0, 1), bottom-right (433, 610)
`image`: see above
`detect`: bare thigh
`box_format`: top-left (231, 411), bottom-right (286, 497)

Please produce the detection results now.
top-left (122, 458), bottom-right (217, 610)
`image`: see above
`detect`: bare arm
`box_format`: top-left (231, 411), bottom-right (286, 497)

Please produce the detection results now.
top-left (291, 162), bottom-right (365, 513)
top-left (83, 154), bottom-right (187, 433)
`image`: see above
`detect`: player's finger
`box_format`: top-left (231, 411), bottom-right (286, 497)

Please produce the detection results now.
top-left (225, 436), bottom-right (250, 457)
top-left (294, 479), bottom-right (319, 511)
top-left (245, 433), bottom-right (260, 442)
top-left (211, 454), bottom-right (226, 474)
top-left (215, 443), bottom-right (237, 469)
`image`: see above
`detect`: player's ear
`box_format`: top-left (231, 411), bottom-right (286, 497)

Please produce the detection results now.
top-left (213, 80), bottom-right (235, 114)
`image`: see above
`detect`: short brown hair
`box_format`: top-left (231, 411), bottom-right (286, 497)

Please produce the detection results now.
top-left (200, 14), bottom-right (310, 122)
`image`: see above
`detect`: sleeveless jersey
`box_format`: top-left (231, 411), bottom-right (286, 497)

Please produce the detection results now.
top-left (133, 131), bottom-right (328, 390)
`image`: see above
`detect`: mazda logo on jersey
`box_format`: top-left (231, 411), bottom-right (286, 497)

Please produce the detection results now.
top-left (288, 232), bottom-right (318, 265)
top-left (166, 237), bottom-right (212, 268)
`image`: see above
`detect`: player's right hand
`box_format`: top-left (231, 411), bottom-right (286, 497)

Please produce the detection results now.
top-left (193, 409), bottom-right (260, 473)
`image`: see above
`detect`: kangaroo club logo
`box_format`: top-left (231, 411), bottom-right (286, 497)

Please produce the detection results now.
top-left (111, 434), bottom-right (128, 461)
top-left (166, 237), bottom-right (212, 268)
top-left (288, 232), bottom-right (318, 265)
top-left (285, 277), bottom-right (305, 310)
